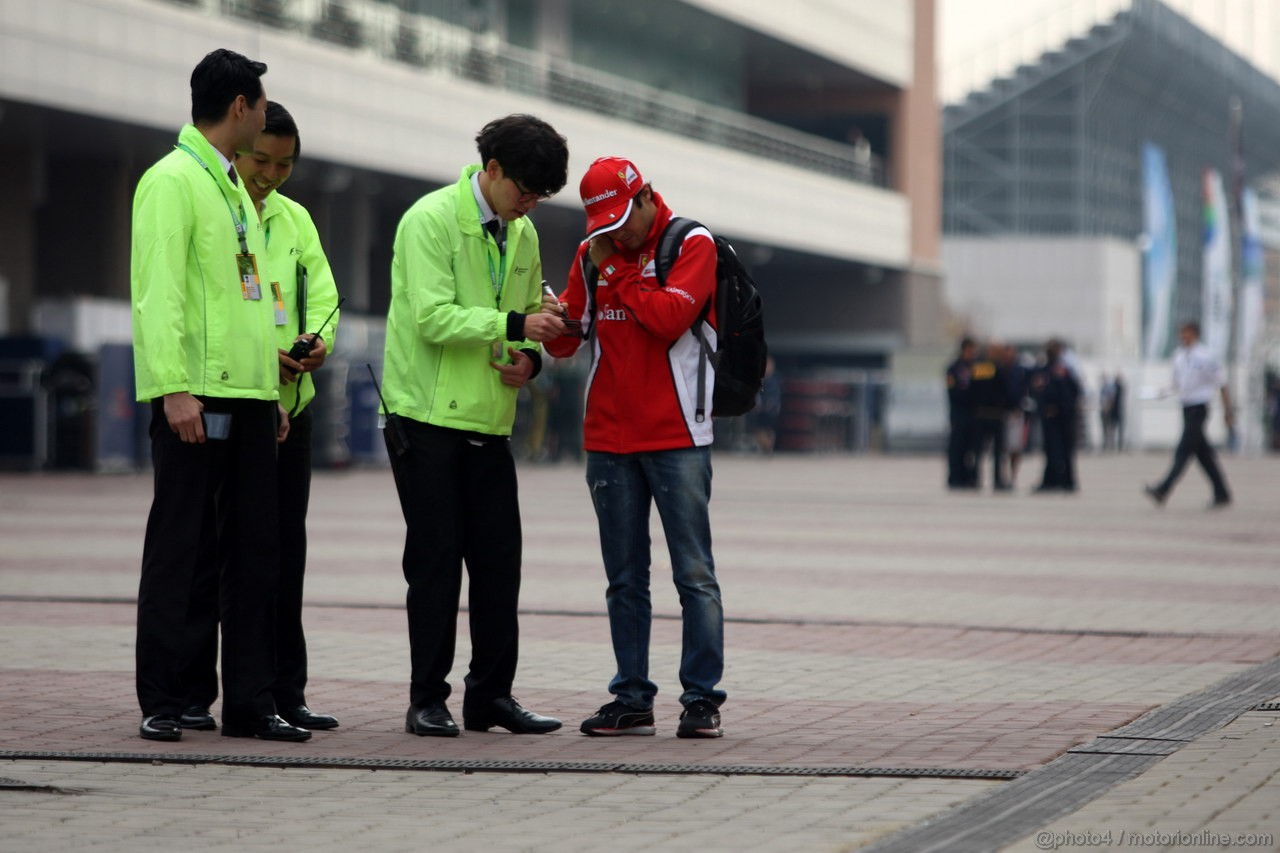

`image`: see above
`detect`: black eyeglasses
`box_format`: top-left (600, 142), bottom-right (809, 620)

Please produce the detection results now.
top-left (506, 173), bottom-right (552, 203)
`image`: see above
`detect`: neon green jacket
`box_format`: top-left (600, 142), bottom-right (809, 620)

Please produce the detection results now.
top-left (261, 191), bottom-right (340, 414)
top-left (131, 125), bottom-right (277, 402)
top-left (382, 165), bottom-right (542, 435)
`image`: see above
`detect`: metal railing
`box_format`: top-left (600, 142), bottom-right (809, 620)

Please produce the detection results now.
top-left (159, 0), bottom-right (887, 187)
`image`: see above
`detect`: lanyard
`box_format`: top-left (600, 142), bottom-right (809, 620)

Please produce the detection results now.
top-left (176, 143), bottom-right (251, 255)
top-left (482, 220), bottom-right (507, 306)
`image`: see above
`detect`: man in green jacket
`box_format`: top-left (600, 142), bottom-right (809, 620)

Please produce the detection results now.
top-left (383, 114), bottom-right (568, 737)
top-left (132, 49), bottom-right (308, 743)
top-left (180, 102), bottom-right (342, 735)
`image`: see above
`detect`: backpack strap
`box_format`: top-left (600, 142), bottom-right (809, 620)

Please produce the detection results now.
top-left (655, 217), bottom-right (715, 423)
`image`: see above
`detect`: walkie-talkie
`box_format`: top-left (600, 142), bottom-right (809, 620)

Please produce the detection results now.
top-left (367, 364), bottom-right (410, 457)
top-left (286, 297), bottom-right (345, 372)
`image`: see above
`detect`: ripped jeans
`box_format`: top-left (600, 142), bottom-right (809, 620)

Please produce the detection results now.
top-left (585, 447), bottom-right (726, 710)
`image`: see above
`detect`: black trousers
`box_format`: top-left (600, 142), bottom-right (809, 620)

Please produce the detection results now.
top-left (386, 419), bottom-right (522, 712)
top-left (947, 413), bottom-right (977, 487)
top-left (973, 417), bottom-right (1007, 488)
top-left (180, 408), bottom-right (313, 710)
top-left (1157, 404), bottom-right (1230, 500)
top-left (1039, 414), bottom-right (1077, 490)
top-left (136, 397), bottom-right (279, 723)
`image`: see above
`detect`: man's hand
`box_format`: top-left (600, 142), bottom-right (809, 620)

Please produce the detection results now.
top-left (491, 347), bottom-right (535, 389)
top-left (277, 404), bottom-right (291, 444)
top-left (278, 335), bottom-right (329, 384)
top-left (299, 335), bottom-right (328, 373)
top-left (588, 235), bottom-right (616, 268)
top-left (163, 391), bottom-right (205, 444)
top-left (540, 291), bottom-right (566, 315)
top-left (522, 312), bottom-right (565, 342)
top-left (279, 348), bottom-right (304, 384)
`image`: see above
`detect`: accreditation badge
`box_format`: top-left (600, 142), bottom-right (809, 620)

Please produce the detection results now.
top-left (237, 253), bottom-right (263, 301)
top-left (270, 281), bottom-right (288, 325)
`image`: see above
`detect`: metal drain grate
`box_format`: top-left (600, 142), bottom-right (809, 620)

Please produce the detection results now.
top-left (0, 751), bottom-right (1022, 781)
top-left (0, 777), bottom-right (76, 793)
top-left (864, 656), bottom-right (1280, 853)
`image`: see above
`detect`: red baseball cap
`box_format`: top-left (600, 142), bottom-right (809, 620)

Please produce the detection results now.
top-left (580, 156), bottom-right (645, 237)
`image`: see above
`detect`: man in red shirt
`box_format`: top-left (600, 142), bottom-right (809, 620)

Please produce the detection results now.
top-left (545, 157), bottom-right (726, 738)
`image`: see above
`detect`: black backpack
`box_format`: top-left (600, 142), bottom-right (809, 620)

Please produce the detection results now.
top-left (585, 217), bottom-right (768, 422)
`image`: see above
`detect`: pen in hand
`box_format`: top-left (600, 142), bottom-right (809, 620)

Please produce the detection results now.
top-left (541, 281), bottom-right (582, 337)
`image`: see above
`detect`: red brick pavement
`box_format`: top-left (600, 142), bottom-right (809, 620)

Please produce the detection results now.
top-left (0, 666), bottom-right (1149, 772)
top-left (3, 457), bottom-right (1279, 785)
top-left (4, 601), bottom-right (1278, 773)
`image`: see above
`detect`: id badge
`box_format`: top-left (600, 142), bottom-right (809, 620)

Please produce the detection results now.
top-left (491, 341), bottom-right (505, 361)
top-left (237, 253), bottom-right (263, 301)
top-left (270, 281), bottom-right (287, 325)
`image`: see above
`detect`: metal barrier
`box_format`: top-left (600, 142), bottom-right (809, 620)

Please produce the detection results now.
top-left (0, 360), bottom-right (49, 470)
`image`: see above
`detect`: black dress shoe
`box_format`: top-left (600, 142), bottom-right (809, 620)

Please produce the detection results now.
top-left (140, 714), bottom-right (183, 742)
top-left (279, 704), bottom-right (339, 730)
top-left (464, 696), bottom-right (562, 734)
top-left (405, 703), bottom-right (459, 737)
top-left (221, 714), bottom-right (312, 742)
top-left (179, 706), bottom-right (217, 730)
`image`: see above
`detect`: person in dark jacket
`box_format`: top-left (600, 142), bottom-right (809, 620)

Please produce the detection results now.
top-left (1031, 338), bottom-right (1081, 493)
top-left (945, 337), bottom-right (978, 489)
top-left (970, 341), bottom-right (1010, 491)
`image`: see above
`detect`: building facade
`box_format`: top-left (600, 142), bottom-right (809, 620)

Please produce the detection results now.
top-left (0, 0), bottom-right (943, 459)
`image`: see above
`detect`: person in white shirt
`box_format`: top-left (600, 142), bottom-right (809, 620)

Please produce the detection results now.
top-left (1144, 321), bottom-right (1233, 508)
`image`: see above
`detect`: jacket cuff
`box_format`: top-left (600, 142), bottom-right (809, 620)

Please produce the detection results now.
top-left (522, 348), bottom-right (543, 379)
top-left (506, 311), bottom-right (527, 342)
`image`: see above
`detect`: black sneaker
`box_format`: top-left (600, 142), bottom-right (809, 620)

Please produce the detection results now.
top-left (1143, 484), bottom-right (1167, 507)
top-left (677, 700), bottom-right (723, 739)
top-left (580, 701), bottom-right (655, 736)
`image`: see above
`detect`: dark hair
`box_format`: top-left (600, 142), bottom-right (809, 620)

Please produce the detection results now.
top-left (1180, 320), bottom-right (1201, 336)
top-left (476, 114), bottom-right (568, 197)
top-left (190, 49), bottom-right (267, 125)
top-left (263, 101), bottom-right (301, 161)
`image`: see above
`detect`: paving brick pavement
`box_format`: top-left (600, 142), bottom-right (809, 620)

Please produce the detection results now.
top-left (1002, 706), bottom-right (1280, 852)
top-left (1, 452), bottom-right (1279, 850)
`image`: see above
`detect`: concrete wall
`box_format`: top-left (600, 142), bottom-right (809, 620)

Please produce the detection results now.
top-left (0, 0), bottom-right (911, 270)
top-left (941, 236), bottom-right (1142, 361)
top-left (682, 0), bottom-right (913, 87)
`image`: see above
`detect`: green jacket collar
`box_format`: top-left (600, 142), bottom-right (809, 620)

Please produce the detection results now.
top-left (177, 124), bottom-right (241, 199)
top-left (455, 164), bottom-right (486, 238)
top-left (260, 190), bottom-right (285, 223)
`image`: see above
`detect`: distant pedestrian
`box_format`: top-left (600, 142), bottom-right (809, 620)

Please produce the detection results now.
top-left (945, 337), bottom-right (978, 489)
top-left (1099, 373), bottom-right (1125, 452)
top-left (1144, 322), bottom-right (1232, 508)
top-left (1000, 344), bottom-right (1031, 487)
top-left (1111, 372), bottom-right (1125, 450)
top-left (750, 355), bottom-right (782, 454)
top-left (1031, 338), bottom-right (1080, 493)
top-left (970, 342), bottom-right (1009, 490)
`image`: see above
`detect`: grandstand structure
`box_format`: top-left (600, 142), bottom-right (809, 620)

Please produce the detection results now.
top-left (943, 0), bottom-right (1280, 349)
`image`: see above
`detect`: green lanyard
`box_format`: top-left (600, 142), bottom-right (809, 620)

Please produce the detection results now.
top-left (176, 143), bottom-right (251, 255)
top-left (482, 218), bottom-right (507, 306)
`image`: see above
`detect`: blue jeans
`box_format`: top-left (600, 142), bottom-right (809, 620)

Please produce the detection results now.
top-left (586, 447), bottom-right (726, 710)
